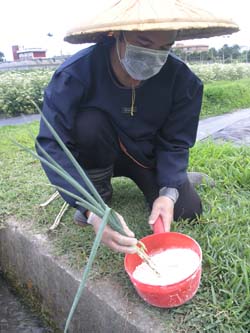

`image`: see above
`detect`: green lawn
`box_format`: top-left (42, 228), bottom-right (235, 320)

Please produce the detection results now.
top-left (1, 122), bottom-right (250, 332)
top-left (201, 79), bottom-right (250, 118)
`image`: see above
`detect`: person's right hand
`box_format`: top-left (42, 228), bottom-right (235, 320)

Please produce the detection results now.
top-left (88, 212), bottom-right (138, 254)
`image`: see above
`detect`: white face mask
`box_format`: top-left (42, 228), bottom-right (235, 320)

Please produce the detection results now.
top-left (116, 33), bottom-right (170, 80)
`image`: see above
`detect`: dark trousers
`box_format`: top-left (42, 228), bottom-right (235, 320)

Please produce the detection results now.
top-left (74, 109), bottom-right (202, 220)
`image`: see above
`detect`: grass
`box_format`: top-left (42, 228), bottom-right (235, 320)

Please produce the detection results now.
top-left (1, 122), bottom-right (250, 332)
top-left (201, 79), bottom-right (250, 118)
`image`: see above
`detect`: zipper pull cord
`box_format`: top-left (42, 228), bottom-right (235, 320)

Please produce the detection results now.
top-left (131, 85), bottom-right (136, 116)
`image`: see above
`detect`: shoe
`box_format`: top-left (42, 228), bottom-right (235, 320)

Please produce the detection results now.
top-left (73, 166), bottom-right (113, 227)
top-left (187, 172), bottom-right (215, 187)
top-left (86, 165), bottom-right (113, 203)
top-left (74, 210), bottom-right (89, 227)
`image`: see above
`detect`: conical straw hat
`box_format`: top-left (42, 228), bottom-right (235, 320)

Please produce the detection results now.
top-left (64, 0), bottom-right (239, 44)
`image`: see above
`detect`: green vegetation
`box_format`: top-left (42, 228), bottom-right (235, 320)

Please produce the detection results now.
top-left (0, 64), bottom-right (250, 119)
top-left (1, 122), bottom-right (249, 332)
top-left (23, 107), bottom-right (146, 332)
top-left (201, 79), bottom-right (250, 118)
top-left (190, 63), bottom-right (250, 83)
top-left (0, 70), bottom-right (52, 116)
top-left (174, 44), bottom-right (250, 64)
top-left (0, 51), bottom-right (5, 63)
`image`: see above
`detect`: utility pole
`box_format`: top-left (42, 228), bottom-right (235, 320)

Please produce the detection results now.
top-left (240, 45), bottom-right (250, 63)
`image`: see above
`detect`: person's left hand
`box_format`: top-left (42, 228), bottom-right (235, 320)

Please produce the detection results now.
top-left (148, 196), bottom-right (174, 232)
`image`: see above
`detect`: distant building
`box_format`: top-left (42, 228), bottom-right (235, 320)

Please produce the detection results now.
top-left (12, 45), bottom-right (46, 61)
top-left (173, 43), bottom-right (209, 53)
top-left (12, 45), bottom-right (19, 61)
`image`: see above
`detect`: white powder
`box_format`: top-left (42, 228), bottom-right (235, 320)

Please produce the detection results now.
top-left (133, 248), bottom-right (200, 286)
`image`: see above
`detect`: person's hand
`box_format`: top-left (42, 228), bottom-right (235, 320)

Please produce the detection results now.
top-left (88, 212), bottom-right (138, 254)
top-left (148, 196), bottom-right (174, 232)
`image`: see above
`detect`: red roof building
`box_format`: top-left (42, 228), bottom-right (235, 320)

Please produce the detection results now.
top-left (174, 43), bottom-right (209, 53)
top-left (12, 45), bottom-right (46, 61)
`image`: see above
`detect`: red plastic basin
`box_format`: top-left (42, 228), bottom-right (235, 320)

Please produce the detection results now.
top-left (124, 221), bottom-right (202, 308)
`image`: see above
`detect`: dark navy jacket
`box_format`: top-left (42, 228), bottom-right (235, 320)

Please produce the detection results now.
top-left (37, 39), bottom-right (203, 210)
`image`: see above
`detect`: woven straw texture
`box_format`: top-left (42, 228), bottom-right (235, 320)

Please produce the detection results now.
top-left (64, 0), bottom-right (239, 44)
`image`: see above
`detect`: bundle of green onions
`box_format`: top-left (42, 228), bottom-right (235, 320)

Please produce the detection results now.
top-left (16, 104), bottom-right (159, 333)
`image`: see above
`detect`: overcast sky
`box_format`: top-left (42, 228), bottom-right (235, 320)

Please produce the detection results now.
top-left (1, 0), bottom-right (249, 61)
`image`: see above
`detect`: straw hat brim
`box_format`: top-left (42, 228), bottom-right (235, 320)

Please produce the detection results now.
top-left (64, 0), bottom-right (239, 44)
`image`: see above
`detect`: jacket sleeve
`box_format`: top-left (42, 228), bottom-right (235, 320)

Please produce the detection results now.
top-left (36, 70), bottom-right (88, 213)
top-left (156, 69), bottom-right (203, 190)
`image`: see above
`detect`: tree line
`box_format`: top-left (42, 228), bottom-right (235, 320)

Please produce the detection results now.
top-left (172, 44), bottom-right (250, 64)
top-left (0, 51), bottom-right (4, 62)
top-left (1, 43), bottom-right (250, 64)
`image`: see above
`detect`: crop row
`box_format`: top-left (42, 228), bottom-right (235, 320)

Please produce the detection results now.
top-left (0, 63), bottom-right (250, 117)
